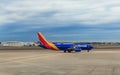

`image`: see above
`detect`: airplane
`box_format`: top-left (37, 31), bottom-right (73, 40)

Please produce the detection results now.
top-left (37, 32), bottom-right (93, 53)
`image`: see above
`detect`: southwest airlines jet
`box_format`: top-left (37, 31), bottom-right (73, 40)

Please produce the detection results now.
top-left (38, 32), bottom-right (93, 53)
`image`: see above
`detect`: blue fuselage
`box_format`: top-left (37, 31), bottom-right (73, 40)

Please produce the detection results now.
top-left (39, 43), bottom-right (93, 52)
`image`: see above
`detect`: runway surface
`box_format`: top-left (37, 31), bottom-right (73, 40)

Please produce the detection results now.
top-left (0, 49), bottom-right (120, 75)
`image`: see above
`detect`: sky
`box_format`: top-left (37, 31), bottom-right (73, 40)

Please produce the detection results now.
top-left (0, 0), bottom-right (120, 42)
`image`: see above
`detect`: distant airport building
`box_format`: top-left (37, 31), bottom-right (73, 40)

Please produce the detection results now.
top-left (1, 41), bottom-right (25, 46)
top-left (0, 41), bottom-right (38, 47)
top-left (24, 42), bottom-right (38, 46)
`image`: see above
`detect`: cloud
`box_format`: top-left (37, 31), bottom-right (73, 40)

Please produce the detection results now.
top-left (0, 0), bottom-right (120, 26)
top-left (1, 0), bottom-right (120, 42)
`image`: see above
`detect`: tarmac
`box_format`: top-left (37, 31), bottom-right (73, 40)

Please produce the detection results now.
top-left (0, 48), bottom-right (120, 75)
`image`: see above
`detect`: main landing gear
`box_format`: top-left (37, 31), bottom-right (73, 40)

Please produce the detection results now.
top-left (64, 49), bottom-right (73, 53)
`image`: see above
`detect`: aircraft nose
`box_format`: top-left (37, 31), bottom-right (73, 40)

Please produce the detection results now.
top-left (88, 44), bottom-right (93, 49)
top-left (90, 45), bottom-right (93, 49)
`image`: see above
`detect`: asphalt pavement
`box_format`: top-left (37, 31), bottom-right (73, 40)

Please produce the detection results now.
top-left (0, 49), bottom-right (120, 75)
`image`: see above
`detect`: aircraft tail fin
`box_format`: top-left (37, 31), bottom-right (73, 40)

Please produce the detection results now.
top-left (37, 32), bottom-right (59, 50)
top-left (38, 32), bottom-right (49, 46)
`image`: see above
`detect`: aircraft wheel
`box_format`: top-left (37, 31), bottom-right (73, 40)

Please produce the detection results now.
top-left (87, 50), bottom-right (90, 52)
top-left (64, 50), bottom-right (67, 53)
top-left (68, 49), bottom-right (72, 53)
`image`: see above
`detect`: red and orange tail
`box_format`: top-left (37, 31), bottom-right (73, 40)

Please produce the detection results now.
top-left (37, 32), bottom-right (59, 50)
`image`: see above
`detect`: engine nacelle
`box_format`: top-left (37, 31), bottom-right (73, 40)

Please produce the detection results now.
top-left (74, 47), bottom-right (81, 52)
